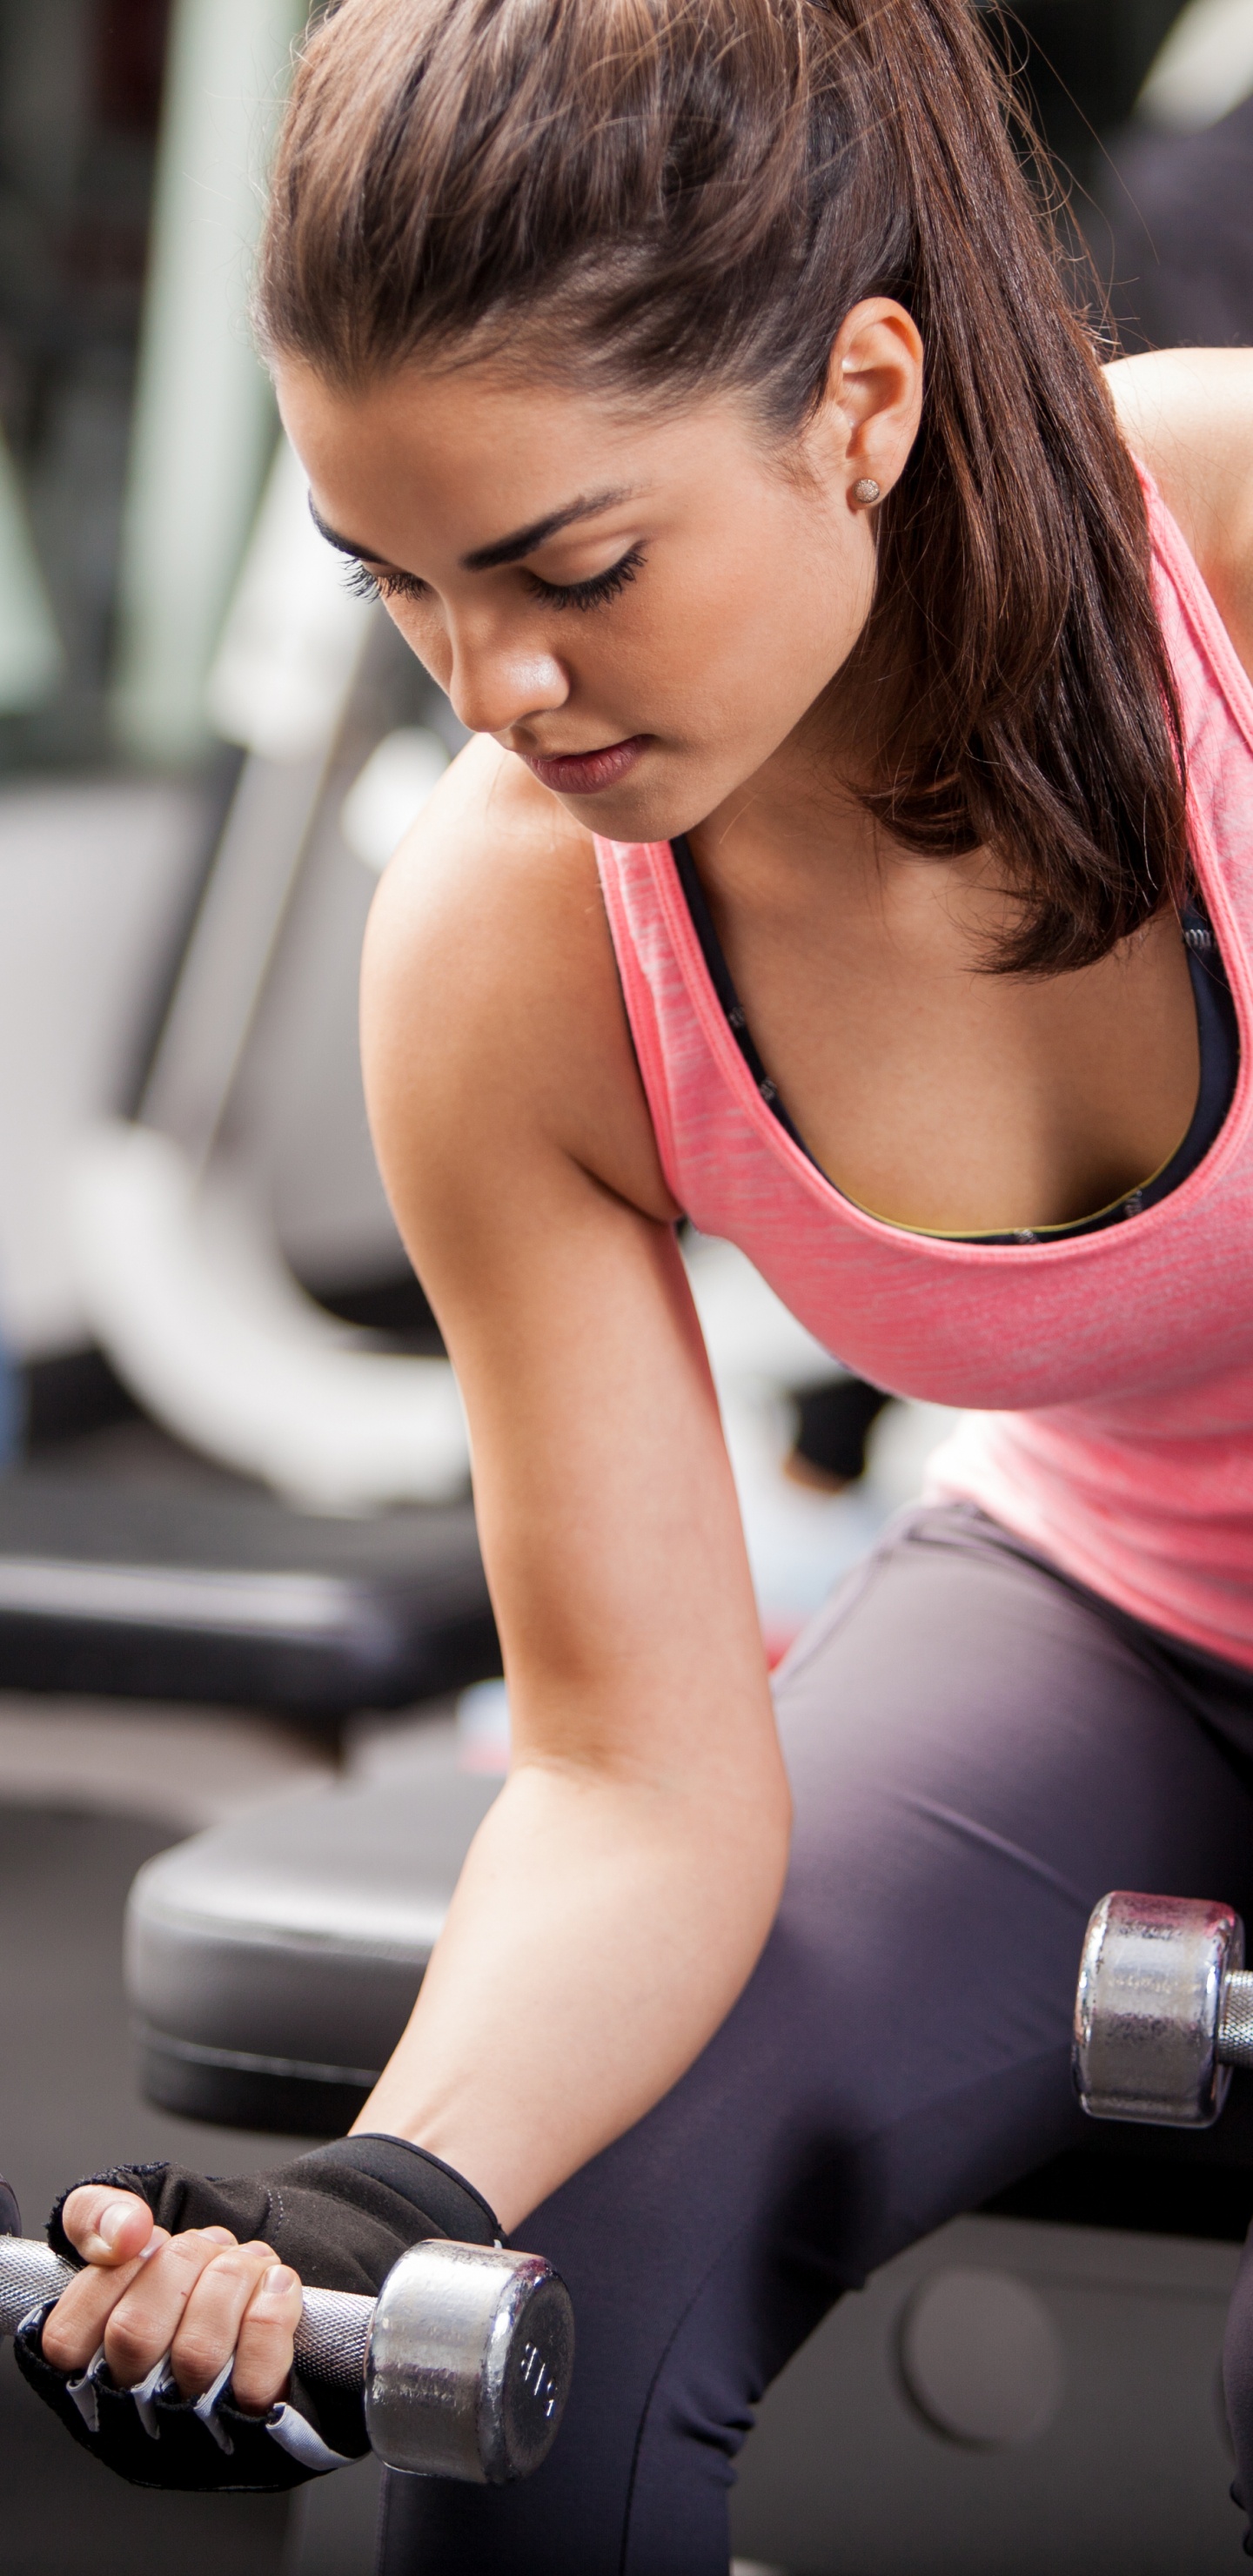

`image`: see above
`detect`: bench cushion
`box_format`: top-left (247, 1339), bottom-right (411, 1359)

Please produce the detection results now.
top-left (127, 1725), bottom-right (499, 2132)
top-left (0, 1473), bottom-right (496, 1719)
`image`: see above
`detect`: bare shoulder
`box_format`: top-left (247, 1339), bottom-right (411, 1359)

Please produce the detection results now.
top-left (361, 734), bottom-right (673, 1218)
top-left (1105, 350), bottom-right (1253, 674)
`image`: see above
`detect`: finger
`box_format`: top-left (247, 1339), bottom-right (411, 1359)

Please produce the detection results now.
top-left (169, 2240), bottom-right (284, 2400)
top-left (61, 2187), bottom-right (157, 2267)
top-left (41, 2230), bottom-right (171, 2372)
top-left (230, 2263), bottom-right (303, 2416)
top-left (101, 2229), bottom-right (241, 2390)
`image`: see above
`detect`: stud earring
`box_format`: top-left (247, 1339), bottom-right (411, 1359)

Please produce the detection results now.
top-left (852, 477), bottom-right (881, 506)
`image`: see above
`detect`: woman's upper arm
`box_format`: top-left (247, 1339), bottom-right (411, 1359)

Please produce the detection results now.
top-left (1106, 349), bottom-right (1253, 680)
top-left (359, 741), bottom-right (774, 1788)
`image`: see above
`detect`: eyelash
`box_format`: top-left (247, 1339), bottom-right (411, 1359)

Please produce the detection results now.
top-left (343, 560), bottom-right (421, 607)
top-left (342, 545), bottom-right (645, 614)
top-left (524, 546), bottom-right (645, 612)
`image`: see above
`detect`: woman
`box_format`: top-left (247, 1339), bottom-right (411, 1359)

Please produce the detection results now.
top-left (30, 0), bottom-right (1253, 2565)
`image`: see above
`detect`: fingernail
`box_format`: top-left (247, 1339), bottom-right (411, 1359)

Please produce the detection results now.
top-left (97, 2203), bottom-right (132, 2250)
top-left (261, 2264), bottom-right (297, 2298)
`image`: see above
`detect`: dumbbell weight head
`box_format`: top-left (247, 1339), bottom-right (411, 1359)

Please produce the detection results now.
top-left (1073, 1888), bottom-right (1243, 2125)
top-left (365, 2239), bottom-right (573, 2483)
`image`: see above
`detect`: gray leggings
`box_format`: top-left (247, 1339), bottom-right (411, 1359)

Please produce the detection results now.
top-left (380, 1502), bottom-right (1253, 2575)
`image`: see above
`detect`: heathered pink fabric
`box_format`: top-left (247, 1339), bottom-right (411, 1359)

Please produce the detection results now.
top-left (594, 476), bottom-right (1253, 1669)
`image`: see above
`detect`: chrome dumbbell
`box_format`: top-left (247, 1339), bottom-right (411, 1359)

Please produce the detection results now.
top-left (0, 2188), bottom-right (573, 2483)
top-left (1074, 1889), bottom-right (1253, 2128)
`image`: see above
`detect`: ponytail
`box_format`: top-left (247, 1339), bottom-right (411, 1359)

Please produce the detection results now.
top-left (259, 0), bottom-right (1187, 975)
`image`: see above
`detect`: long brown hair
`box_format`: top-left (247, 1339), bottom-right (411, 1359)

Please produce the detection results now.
top-left (258, 0), bottom-right (1188, 974)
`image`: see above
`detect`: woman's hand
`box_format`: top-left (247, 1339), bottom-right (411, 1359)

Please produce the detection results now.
top-left (40, 2185), bottom-right (304, 2413)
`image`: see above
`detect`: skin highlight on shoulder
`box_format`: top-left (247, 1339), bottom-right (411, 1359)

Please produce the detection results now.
top-left (1106, 349), bottom-right (1253, 682)
top-left (362, 734), bottom-right (677, 1225)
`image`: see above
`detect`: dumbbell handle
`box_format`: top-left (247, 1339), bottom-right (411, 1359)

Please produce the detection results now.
top-left (0, 2231), bottom-right (573, 2482)
top-left (0, 2239), bottom-right (74, 2340)
top-left (1218, 1969), bottom-right (1253, 2069)
top-left (0, 2236), bottom-right (374, 2384)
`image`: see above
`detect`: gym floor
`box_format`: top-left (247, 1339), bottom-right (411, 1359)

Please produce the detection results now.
top-left (0, 1443), bottom-right (354, 2576)
top-left (0, 1794), bottom-right (305, 2574)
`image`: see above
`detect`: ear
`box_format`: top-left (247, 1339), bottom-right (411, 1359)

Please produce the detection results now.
top-left (807, 299), bottom-right (924, 508)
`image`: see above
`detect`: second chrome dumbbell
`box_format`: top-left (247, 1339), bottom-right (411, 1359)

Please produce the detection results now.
top-left (1074, 1888), bottom-right (1253, 2128)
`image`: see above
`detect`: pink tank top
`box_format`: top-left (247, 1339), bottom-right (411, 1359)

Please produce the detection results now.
top-left (594, 476), bottom-right (1253, 1671)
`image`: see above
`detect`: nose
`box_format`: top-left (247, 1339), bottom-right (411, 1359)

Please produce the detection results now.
top-left (444, 619), bottom-right (570, 740)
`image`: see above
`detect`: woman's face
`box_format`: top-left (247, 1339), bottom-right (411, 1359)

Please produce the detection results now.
top-left (277, 301), bottom-right (921, 843)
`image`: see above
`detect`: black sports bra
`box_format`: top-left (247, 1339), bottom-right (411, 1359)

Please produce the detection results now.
top-left (670, 835), bottom-right (1240, 1244)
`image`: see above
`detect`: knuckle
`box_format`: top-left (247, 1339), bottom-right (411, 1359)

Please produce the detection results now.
top-left (167, 2233), bottom-right (212, 2279)
top-left (43, 2268), bottom-right (124, 2356)
top-left (171, 2322), bottom-right (224, 2384)
top-left (239, 2310), bottom-right (287, 2353)
top-left (198, 2244), bottom-right (247, 2287)
top-left (41, 2311), bottom-right (81, 2368)
top-left (104, 2312), bottom-right (155, 2377)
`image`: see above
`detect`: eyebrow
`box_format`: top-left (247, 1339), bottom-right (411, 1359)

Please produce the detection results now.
top-left (310, 498), bottom-right (383, 560)
top-left (308, 487), bottom-right (636, 577)
top-left (459, 488), bottom-right (634, 572)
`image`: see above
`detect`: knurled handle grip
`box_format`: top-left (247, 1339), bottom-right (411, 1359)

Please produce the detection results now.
top-left (0, 2236), bottom-right (374, 2385)
top-left (292, 2284), bottom-right (374, 2385)
top-left (1219, 1969), bottom-right (1253, 2069)
top-left (0, 2239), bottom-right (75, 2336)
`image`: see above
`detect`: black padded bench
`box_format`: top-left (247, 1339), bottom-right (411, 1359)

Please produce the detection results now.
top-left (0, 1469), bottom-right (496, 1727)
top-left (128, 1721), bottom-right (495, 2130)
top-left (124, 1722), bottom-right (1253, 2244)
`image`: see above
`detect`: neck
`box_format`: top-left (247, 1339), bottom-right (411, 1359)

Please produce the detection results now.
top-left (690, 597), bottom-right (928, 868)
top-left (687, 654), bottom-right (889, 890)
top-left (685, 657), bottom-right (1022, 964)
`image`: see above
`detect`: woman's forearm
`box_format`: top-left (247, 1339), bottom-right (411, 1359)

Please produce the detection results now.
top-left (352, 1748), bottom-right (791, 2231)
top-left (353, 971), bottom-right (793, 2228)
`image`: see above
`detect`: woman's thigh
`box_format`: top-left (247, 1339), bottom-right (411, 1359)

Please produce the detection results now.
top-left (380, 1503), bottom-right (1253, 2576)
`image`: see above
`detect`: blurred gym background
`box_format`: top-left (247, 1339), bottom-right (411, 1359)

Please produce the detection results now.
top-left (0, 3), bottom-right (1249, 2570)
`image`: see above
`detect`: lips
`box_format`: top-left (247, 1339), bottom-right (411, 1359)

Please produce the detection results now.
top-left (521, 735), bottom-right (648, 796)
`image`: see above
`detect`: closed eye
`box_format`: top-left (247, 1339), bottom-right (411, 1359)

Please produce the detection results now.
top-left (342, 544), bottom-right (645, 613)
top-left (343, 560), bottom-right (430, 607)
top-left (524, 546), bottom-right (645, 612)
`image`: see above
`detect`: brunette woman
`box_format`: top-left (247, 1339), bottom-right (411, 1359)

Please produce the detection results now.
top-left (31, 1), bottom-right (1253, 2566)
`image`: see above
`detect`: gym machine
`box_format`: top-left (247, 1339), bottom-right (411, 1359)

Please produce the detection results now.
top-left (0, 443), bottom-right (497, 1732)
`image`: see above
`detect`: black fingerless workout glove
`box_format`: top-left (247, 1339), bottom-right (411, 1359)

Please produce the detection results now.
top-left (15, 2134), bottom-right (499, 2494)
